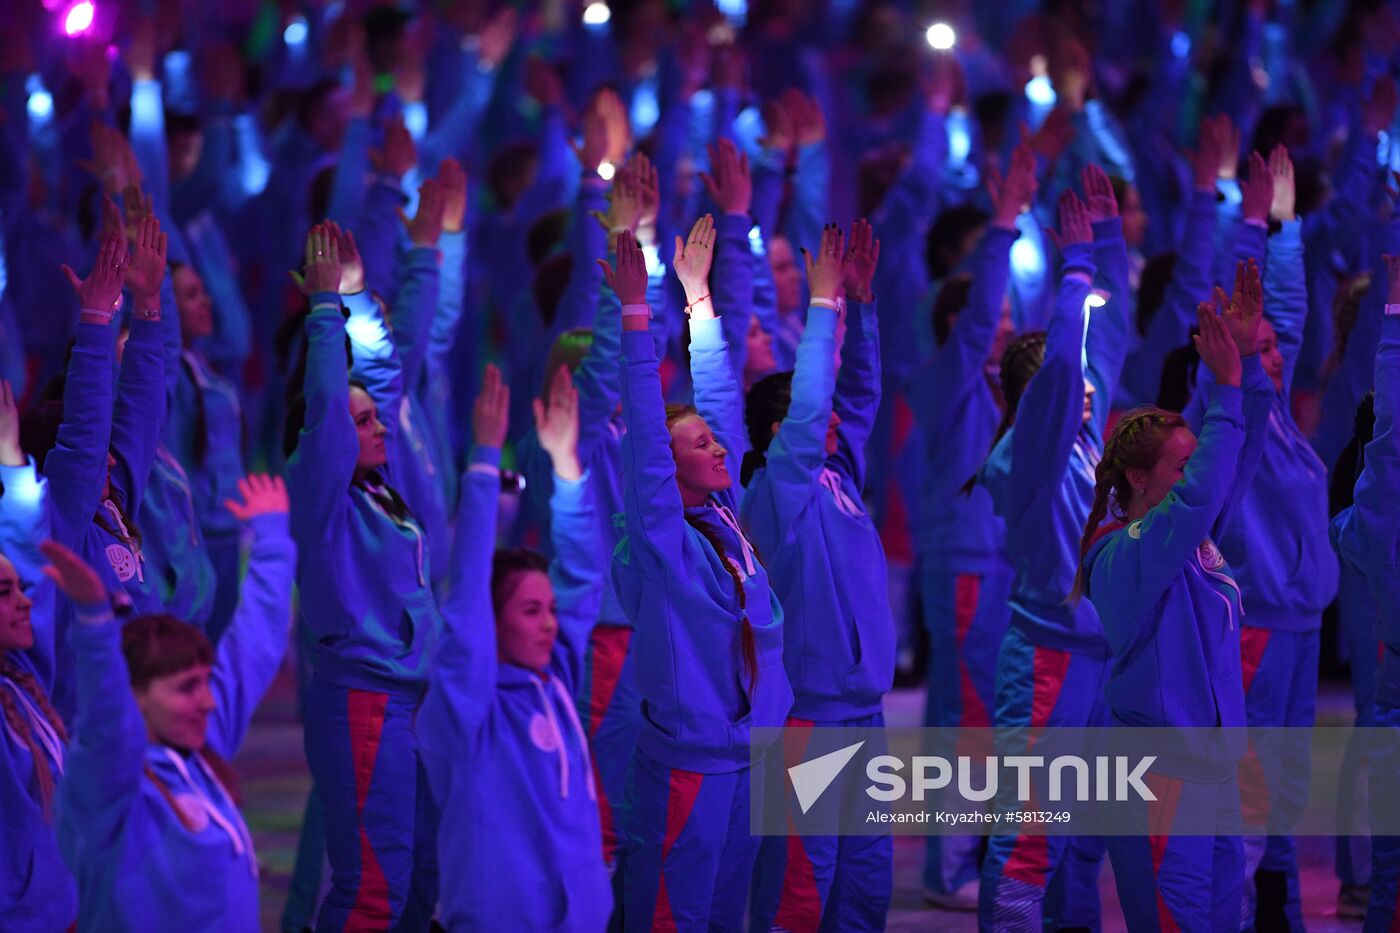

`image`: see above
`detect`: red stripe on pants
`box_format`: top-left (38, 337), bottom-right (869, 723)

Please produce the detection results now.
top-left (1237, 627), bottom-right (1273, 825)
top-left (775, 718), bottom-right (823, 931)
top-left (953, 574), bottom-right (994, 760)
top-left (1004, 647), bottom-right (1072, 885)
top-left (1146, 773), bottom-right (1184, 933)
top-left (346, 690), bottom-right (391, 932)
top-left (586, 625), bottom-right (632, 862)
top-left (652, 769), bottom-right (705, 933)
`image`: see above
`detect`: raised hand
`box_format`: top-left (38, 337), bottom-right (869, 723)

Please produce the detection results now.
top-left (326, 221), bottom-right (364, 294)
top-left (438, 158), bottom-right (468, 234)
top-left (401, 178), bottom-right (446, 248)
top-left (1214, 114), bottom-right (1242, 180)
top-left (988, 143), bottom-right (1038, 227)
top-left (701, 137), bottom-right (752, 216)
top-left (62, 231), bottom-right (129, 315)
top-left (477, 6), bottom-right (519, 70)
top-left (533, 365), bottom-right (582, 482)
top-left (1048, 190), bottom-right (1093, 252)
top-left (759, 98), bottom-right (794, 157)
top-left (1194, 295), bottom-right (1242, 388)
top-left (370, 117), bottom-right (417, 179)
top-left (1081, 164), bottom-right (1119, 224)
top-left (291, 224), bottom-right (342, 296)
top-left (124, 15), bottom-right (158, 82)
top-left (224, 474), bottom-right (290, 521)
top-left (1224, 258), bottom-right (1264, 356)
top-left (1267, 144), bottom-right (1296, 222)
top-left (842, 219), bottom-right (880, 303)
top-left (79, 121), bottom-right (143, 196)
top-left (632, 151), bottom-right (660, 226)
top-left (0, 380), bottom-right (22, 467)
top-left (525, 55), bottom-right (564, 109)
top-left (571, 107), bottom-right (609, 176)
top-left (125, 214), bottom-right (169, 305)
top-left (1240, 151), bottom-right (1274, 225)
top-left (1364, 76), bottom-right (1399, 137)
top-left (783, 89), bottom-right (826, 147)
top-left (39, 540), bottom-right (106, 607)
top-left (472, 363), bottom-right (510, 449)
top-left (595, 88), bottom-right (632, 168)
top-left (595, 163), bottom-right (644, 235)
top-left (804, 223), bottom-right (845, 303)
top-left (672, 214), bottom-right (717, 301)
top-left (598, 230), bottom-right (649, 306)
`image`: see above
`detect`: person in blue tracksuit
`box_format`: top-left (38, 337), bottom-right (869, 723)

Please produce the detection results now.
top-left (50, 472), bottom-right (295, 932)
top-left (0, 385), bottom-right (77, 933)
top-left (1079, 285), bottom-right (1273, 933)
top-left (139, 444), bottom-right (218, 631)
top-left (975, 176), bottom-right (1131, 932)
top-left (1183, 150), bottom-right (1339, 932)
top-left (608, 223), bottom-right (793, 931)
top-left (165, 261), bottom-right (246, 641)
top-left (741, 220), bottom-right (893, 931)
top-left (909, 144), bottom-right (1035, 909)
top-left (420, 363), bottom-right (612, 931)
top-left (19, 222), bottom-right (169, 720)
top-left (1332, 254), bottom-right (1400, 931)
top-left (284, 225), bottom-right (443, 931)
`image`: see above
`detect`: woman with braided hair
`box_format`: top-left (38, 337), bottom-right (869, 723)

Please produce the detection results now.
top-left (1076, 270), bottom-right (1273, 931)
top-left (606, 220), bottom-right (792, 930)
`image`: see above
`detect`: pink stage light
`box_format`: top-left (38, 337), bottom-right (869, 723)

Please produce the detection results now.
top-left (63, 2), bottom-right (96, 37)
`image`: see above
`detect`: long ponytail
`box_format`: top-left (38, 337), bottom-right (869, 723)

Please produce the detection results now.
top-left (1068, 407), bottom-right (1186, 603)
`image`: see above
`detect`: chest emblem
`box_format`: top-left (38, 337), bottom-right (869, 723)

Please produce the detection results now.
top-left (529, 712), bottom-right (560, 752)
top-left (1197, 540), bottom-right (1226, 572)
top-left (106, 544), bottom-right (137, 581)
top-left (172, 793), bottom-right (210, 833)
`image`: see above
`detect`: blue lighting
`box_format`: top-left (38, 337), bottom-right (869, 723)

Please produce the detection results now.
top-left (1025, 75), bottom-right (1056, 108)
top-left (716, 0), bottom-right (748, 25)
top-left (284, 15), bottom-right (309, 47)
top-left (630, 82), bottom-right (660, 136)
top-left (1171, 31), bottom-right (1191, 59)
top-left (26, 73), bottom-right (53, 123)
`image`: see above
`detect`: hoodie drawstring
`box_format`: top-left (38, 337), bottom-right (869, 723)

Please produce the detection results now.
top-left (820, 468), bottom-right (865, 519)
top-left (707, 502), bottom-right (757, 577)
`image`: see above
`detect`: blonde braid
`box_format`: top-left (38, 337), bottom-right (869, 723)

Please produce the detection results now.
top-left (0, 659), bottom-right (67, 818)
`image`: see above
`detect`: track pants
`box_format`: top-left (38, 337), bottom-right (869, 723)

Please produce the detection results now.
top-left (304, 677), bottom-right (438, 932)
top-left (1238, 626), bottom-right (1317, 932)
top-left (581, 623), bottom-right (643, 867)
top-left (1366, 700), bottom-right (1400, 931)
top-left (1106, 772), bottom-right (1245, 932)
top-left (979, 626), bottom-right (1107, 932)
top-left (749, 712), bottom-right (893, 932)
top-left (620, 750), bottom-right (758, 932)
top-left (921, 564), bottom-right (1012, 896)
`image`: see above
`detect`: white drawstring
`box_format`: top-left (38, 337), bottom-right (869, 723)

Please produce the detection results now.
top-left (164, 749), bottom-right (258, 877)
top-left (2, 680), bottom-right (65, 774)
top-left (552, 677), bottom-right (596, 801)
top-left (707, 502), bottom-right (757, 577)
top-left (820, 468), bottom-right (865, 519)
top-left (528, 675), bottom-right (569, 797)
top-left (155, 448), bottom-right (200, 547)
top-left (358, 481), bottom-right (427, 588)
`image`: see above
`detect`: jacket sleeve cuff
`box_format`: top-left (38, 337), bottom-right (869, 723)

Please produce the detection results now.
top-left (688, 316), bottom-right (724, 349)
top-left (469, 445), bottom-right (502, 470)
top-left (622, 329), bottom-right (658, 361)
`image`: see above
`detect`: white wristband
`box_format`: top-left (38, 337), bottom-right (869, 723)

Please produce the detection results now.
top-left (621, 303), bottom-right (650, 318)
top-left (810, 297), bottom-right (838, 310)
top-left (79, 307), bottom-right (114, 324)
top-left (1386, 304), bottom-right (1400, 317)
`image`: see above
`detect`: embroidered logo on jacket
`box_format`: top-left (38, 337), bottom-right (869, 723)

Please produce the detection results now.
top-left (1197, 539), bottom-right (1226, 572)
top-left (106, 543), bottom-right (137, 581)
top-left (173, 793), bottom-right (211, 833)
top-left (529, 712), bottom-right (561, 752)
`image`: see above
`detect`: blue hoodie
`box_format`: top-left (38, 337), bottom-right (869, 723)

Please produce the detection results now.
top-left (57, 512), bottom-right (294, 932)
top-left (44, 316), bottom-right (167, 718)
top-left (909, 225), bottom-right (1014, 575)
top-left (167, 348), bottom-right (245, 544)
top-left (138, 446), bottom-right (217, 629)
top-left (287, 296), bottom-right (443, 694)
top-left (1184, 220), bottom-right (1339, 630)
top-left (741, 301), bottom-right (894, 721)
top-left (343, 248), bottom-right (453, 588)
top-left (0, 461), bottom-right (77, 933)
top-left (978, 230), bottom-right (1128, 657)
top-left (614, 320), bottom-right (792, 773)
top-left (1084, 361), bottom-right (1274, 781)
top-left (420, 450), bottom-right (612, 931)
top-left (1332, 312), bottom-right (1400, 708)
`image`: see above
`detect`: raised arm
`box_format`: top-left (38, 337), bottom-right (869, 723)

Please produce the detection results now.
top-left (1341, 258), bottom-right (1400, 559)
top-left (286, 228), bottom-right (356, 539)
top-left (108, 215), bottom-right (169, 522)
top-left (832, 219), bottom-right (882, 479)
top-left (609, 232), bottom-right (689, 574)
top-left (702, 139), bottom-right (756, 374)
top-left (1260, 147), bottom-right (1307, 395)
top-left (430, 160), bottom-right (470, 383)
top-left (206, 478), bottom-right (295, 759)
top-left (1008, 193), bottom-right (1096, 514)
top-left (1081, 165), bottom-right (1131, 431)
top-left (43, 234), bottom-right (126, 549)
top-left (677, 215), bottom-right (747, 466)
top-left (429, 366), bottom-right (509, 739)
top-left (390, 183), bottom-right (446, 392)
top-left (533, 368), bottom-right (601, 688)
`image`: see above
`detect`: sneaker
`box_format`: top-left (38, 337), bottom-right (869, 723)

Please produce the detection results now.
top-left (1338, 884), bottom-right (1370, 919)
top-left (924, 880), bottom-right (980, 912)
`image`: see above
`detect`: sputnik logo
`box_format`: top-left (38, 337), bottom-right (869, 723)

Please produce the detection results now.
top-left (788, 741), bottom-right (866, 814)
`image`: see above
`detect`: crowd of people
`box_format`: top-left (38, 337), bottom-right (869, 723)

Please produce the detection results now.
top-left (3, 0), bottom-right (1400, 930)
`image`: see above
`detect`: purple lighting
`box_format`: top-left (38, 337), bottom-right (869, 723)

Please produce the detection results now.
top-left (63, 1), bottom-right (95, 37)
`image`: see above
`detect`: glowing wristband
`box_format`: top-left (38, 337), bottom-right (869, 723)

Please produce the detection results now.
top-left (621, 303), bottom-right (650, 318)
top-left (809, 297), bottom-right (838, 310)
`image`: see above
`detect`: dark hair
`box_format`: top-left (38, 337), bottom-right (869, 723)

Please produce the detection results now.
top-left (925, 206), bottom-right (990, 281)
top-left (1330, 392), bottom-right (1377, 517)
top-left (533, 252), bottom-right (573, 330)
top-left (856, 144), bottom-right (910, 219)
top-left (308, 164), bottom-right (336, 230)
top-left (741, 371), bottom-right (794, 485)
top-left (960, 331), bottom-right (1048, 495)
top-left (165, 109), bottom-right (203, 138)
top-left (1155, 333), bottom-right (1201, 412)
top-left (932, 275), bottom-right (973, 347)
top-left (1135, 252), bottom-right (1177, 337)
top-left (527, 209), bottom-right (571, 267)
top-left (170, 260), bottom-right (211, 468)
top-left (123, 614), bottom-right (242, 807)
top-left (542, 328), bottom-right (594, 404)
top-left (491, 548), bottom-right (550, 615)
top-left (1070, 407), bottom-right (1188, 602)
top-left (297, 79), bottom-right (343, 132)
top-left (487, 141), bottom-right (541, 210)
top-left (1325, 274), bottom-right (1373, 380)
top-left (663, 404), bottom-right (759, 693)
